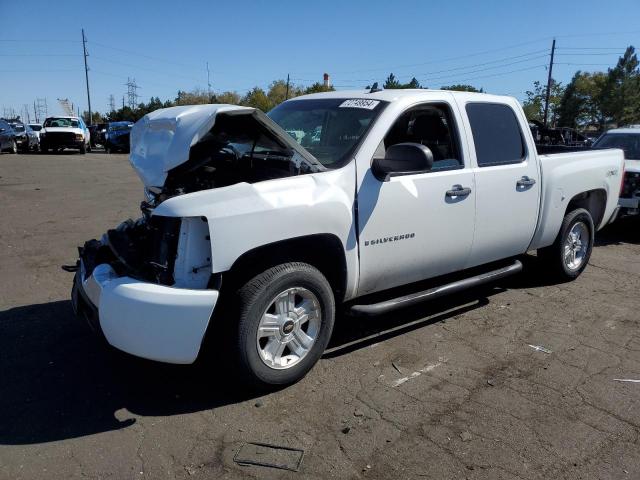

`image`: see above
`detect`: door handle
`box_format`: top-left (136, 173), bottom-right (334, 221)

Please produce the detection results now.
top-left (445, 186), bottom-right (472, 197)
top-left (517, 176), bottom-right (536, 187)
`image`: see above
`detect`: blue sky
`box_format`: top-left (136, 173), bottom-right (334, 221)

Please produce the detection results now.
top-left (1, 0), bottom-right (640, 118)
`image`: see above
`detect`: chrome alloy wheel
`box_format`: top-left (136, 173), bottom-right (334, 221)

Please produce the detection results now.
top-left (256, 287), bottom-right (321, 370)
top-left (564, 221), bottom-right (589, 270)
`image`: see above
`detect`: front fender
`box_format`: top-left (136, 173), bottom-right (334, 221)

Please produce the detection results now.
top-left (152, 163), bottom-right (359, 298)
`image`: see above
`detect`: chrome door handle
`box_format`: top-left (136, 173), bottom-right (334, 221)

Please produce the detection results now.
top-left (446, 186), bottom-right (472, 197)
top-left (517, 176), bottom-right (536, 187)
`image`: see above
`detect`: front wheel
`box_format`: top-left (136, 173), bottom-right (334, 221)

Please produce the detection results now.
top-left (234, 262), bottom-right (335, 386)
top-left (79, 143), bottom-right (87, 154)
top-left (538, 208), bottom-right (594, 281)
top-left (9, 140), bottom-right (17, 154)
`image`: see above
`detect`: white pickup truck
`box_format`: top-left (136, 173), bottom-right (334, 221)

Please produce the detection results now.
top-left (71, 89), bottom-right (624, 386)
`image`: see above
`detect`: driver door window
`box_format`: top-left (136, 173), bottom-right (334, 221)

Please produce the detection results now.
top-left (379, 103), bottom-right (463, 172)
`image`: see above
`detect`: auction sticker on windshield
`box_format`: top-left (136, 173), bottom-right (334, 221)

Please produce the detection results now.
top-left (339, 99), bottom-right (380, 109)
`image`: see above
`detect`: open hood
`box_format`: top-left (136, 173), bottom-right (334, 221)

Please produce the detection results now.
top-left (130, 104), bottom-right (323, 188)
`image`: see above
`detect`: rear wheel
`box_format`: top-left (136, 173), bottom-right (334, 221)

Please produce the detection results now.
top-left (233, 262), bottom-right (335, 386)
top-left (538, 208), bottom-right (594, 281)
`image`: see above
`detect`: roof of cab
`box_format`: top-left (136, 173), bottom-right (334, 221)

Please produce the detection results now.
top-left (287, 88), bottom-right (515, 104)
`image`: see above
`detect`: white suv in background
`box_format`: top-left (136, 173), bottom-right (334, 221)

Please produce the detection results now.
top-left (39, 116), bottom-right (91, 154)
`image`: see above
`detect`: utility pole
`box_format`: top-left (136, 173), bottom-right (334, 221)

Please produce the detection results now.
top-left (33, 101), bottom-right (38, 123)
top-left (285, 74), bottom-right (290, 100)
top-left (82, 28), bottom-right (93, 125)
top-left (206, 62), bottom-right (212, 100)
top-left (543, 38), bottom-right (556, 128)
top-left (108, 94), bottom-right (115, 112)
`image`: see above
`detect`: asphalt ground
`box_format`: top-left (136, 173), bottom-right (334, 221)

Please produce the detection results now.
top-left (1, 151), bottom-right (639, 479)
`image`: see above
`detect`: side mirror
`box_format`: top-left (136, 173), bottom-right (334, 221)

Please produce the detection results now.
top-left (373, 142), bottom-right (434, 181)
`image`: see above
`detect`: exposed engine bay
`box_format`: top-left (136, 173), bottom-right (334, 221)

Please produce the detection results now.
top-left (80, 109), bottom-right (325, 288)
top-left (145, 110), bottom-right (322, 204)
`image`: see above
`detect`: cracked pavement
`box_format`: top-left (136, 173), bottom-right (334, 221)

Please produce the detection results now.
top-left (0, 152), bottom-right (639, 479)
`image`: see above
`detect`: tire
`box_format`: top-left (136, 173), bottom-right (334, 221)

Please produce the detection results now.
top-left (87, 143), bottom-right (92, 153)
top-left (79, 143), bottom-right (87, 154)
top-left (233, 262), bottom-right (335, 386)
top-left (9, 140), bottom-right (17, 154)
top-left (538, 208), bottom-right (594, 281)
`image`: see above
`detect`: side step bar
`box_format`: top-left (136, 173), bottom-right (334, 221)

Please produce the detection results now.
top-left (349, 260), bottom-right (523, 316)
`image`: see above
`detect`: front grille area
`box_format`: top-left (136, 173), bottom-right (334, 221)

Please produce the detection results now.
top-left (45, 132), bottom-right (77, 145)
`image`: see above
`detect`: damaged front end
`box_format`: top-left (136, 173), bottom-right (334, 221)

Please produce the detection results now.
top-left (70, 104), bottom-right (329, 364)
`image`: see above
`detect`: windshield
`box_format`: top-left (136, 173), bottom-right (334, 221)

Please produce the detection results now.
top-left (44, 118), bottom-right (80, 128)
top-left (10, 124), bottom-right (25, 132)
top-left (28, 124), bottom-right (42, 131)
top-left (593, 133), bottom-right (640, 160)
top-left (268, 98), bottom-right (387, 168)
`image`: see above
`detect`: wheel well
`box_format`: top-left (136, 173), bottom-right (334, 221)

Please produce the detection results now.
top-left (222, 234), bottom-right (348, 302)
top-left (565, 189), bottom-right (607, 228)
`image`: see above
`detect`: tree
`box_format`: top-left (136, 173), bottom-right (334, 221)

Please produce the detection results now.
top-left (440, 84), bottom-right (484, 93)
top-left (522, 80), bottom-right (564, 124)
top-left (384, 73), bottom-right (401, 89)
top-left (383, 73), bottom-right (423, 89)
top-left (216, 91), bottom-right (242, 105)
top-left (241, 87), bottom-right (271, 111)
top-left (267, 79), bottom-right (303, 106)
top-left (174, 88), bottom-right (212, 106)
top-left (601, 46), bottom-right (640, 127)
top-left (304, 82), bottom-right (335, 94)
top-left (557, 71), bottom-right (607, 128)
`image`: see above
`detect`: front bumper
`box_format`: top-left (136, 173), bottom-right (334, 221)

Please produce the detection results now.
top-left (72, 261), bottom-right (219, 364)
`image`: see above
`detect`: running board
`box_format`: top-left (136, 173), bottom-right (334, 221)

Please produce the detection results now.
top-left (349, 260), bottom-right (523, 316)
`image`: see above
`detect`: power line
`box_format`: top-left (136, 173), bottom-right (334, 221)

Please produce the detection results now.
top-left (88, 40), bottom-right (199, 70)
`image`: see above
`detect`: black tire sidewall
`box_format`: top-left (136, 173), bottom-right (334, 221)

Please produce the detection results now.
top-left (237, 264), bottom-right (335, 385)
top-left (556, 208), bottom-right (594, 279)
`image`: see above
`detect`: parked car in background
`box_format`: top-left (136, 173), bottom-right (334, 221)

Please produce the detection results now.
top-left (9, 122), bottom-right (39, 152)
top-left (593, 126), bottom-right (640, 216)
top-left (8, 122), bottom-right (30, 152)
top-left (89, 122), bottom-right (108, 148)
top-left (0, 119), bottom-right (18, 153)
top-left (104, 121), bottom-right (133, 153)
top-left (71, 90), bottom-right (624, 386)
top-left (40, 116), bottom-right (91, 153)
top-left (28, 123), bottom-right (43, 145)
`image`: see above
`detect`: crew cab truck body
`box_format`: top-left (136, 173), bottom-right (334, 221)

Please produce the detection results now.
top-left (71, 90), bottom-right (624, 385)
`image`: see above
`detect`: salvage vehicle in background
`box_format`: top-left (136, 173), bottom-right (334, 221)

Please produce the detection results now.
top-left (104, 121), bottom-right (133, 153)
top-left (593, 126), bottom-right (640, 216)
top-left (40, 116), bottom-right (91, 153)
top-left (9, 122), bottom-right (40, 152)
top-left (0, 119), bottom-right (18, 153)
top-left (71, 90), bottom-right (624, 387)
top-left (89, 122), bottom-right (108, 148)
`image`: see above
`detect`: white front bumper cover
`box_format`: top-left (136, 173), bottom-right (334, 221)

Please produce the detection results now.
top-left (78, 262), bottom-right (218, 364)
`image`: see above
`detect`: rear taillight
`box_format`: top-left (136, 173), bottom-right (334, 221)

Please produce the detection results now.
top-left (620, 165), bottom-right (626, 197)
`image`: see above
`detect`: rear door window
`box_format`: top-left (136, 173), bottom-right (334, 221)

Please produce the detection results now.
top-left (466, 103), bottom-right (526, 167)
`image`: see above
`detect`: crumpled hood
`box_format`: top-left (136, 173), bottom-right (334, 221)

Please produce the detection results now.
top-left (130, 104), bottom-right (252, 188)
top-left (129, 104), bottom-right (323, 188)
